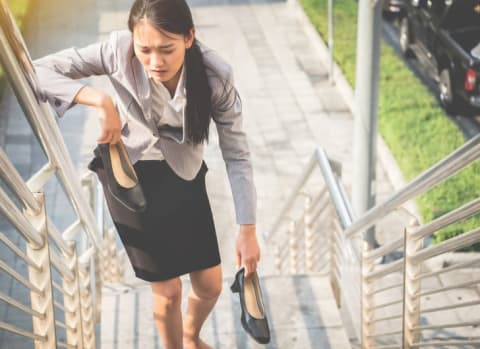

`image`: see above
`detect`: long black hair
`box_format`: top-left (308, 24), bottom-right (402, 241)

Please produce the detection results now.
top-left (128, 0), bottom-right (212, 144)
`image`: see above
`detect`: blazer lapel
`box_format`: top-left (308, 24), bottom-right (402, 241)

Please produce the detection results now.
top-left (131, 55), bottom-right (152, 117)
top-left (129, 54), bottom-right (188, 144)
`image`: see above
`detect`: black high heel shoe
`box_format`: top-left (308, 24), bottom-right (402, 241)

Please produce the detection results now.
top-left (230, 267), bottom-right (270, 344)
top-left (92, 141), bottom-right (147, 212)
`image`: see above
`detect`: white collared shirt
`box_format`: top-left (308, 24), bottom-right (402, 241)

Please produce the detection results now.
top-left (140, 65), bottom-right (186, 160)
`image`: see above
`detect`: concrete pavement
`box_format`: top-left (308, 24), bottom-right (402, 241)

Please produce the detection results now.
top-left (1, 0), bottom-right (478, 347)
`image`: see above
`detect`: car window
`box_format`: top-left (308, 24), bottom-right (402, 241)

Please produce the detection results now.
top-left (441, 0), bottom-right (480, 30)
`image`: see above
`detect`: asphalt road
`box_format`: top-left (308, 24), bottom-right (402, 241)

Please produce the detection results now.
top-left (381, 16), bottom-right (480, 140)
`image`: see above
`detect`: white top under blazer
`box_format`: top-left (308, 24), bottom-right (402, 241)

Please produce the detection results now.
top-left (141, 64), bottom-right (186, 160)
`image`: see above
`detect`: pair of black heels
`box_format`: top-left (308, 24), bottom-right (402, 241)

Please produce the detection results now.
top-left (230, 267), bottom-right (271, 344)
top-left (91, 142), bottom-right (147, 212)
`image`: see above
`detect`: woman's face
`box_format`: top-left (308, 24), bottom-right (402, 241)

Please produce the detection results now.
top-left (133, 18), bottom-right (194, 84)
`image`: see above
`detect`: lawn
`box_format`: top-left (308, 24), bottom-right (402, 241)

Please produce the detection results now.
top-left (300, 0), bottom-right (480, 245)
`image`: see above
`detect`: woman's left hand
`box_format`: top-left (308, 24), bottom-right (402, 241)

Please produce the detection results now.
top-left (236, 224), bottom-right (260, 277)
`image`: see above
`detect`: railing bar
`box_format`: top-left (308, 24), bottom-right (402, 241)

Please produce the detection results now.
top-left (50, 248), bottom-right (75, 281)
top-left (54, 301), bottom-right (69, 314)
top-left (0, 148), bottom-right (42, 213)
top-left (26, 162), bottom-right (57, 192)
top-left (62, 219), bottom-right (83, 241)
top-left (57, 340), bottom-right (77, 349)
top-left (47, 219), bottom-right (74, 257)
top-left (55, 320), bottom-right (76, 332)
top-left (412, 227), bottom-right (480, 263)
top-left (414, 320), bottom-right (480, 331)
top-left (367, 282), bottom-right (403, 296)
top-left (0, 231), bottom-right (41, 270)
top-left (0, 185), bottom-right (44, 248)
top-left (309, 186), bottom-right (328, 212)
top-left (0, 26), bottom-right (102, 251)
top-left (344, 135), bottom-right (480, 239)
top-left (52, 281), bottom-right (74, 298)
top-left (316, 148), bottom-right (353, 229)
top-left (367, 313), bottom-right (402, 324)
top-left (423, 299), bottom-right (480, 314)
top-left (310, 197), bottom-right (330, 226)
top-left (0, 292), bottom-right (44, 318)
top-left (0, 260), bottom-right (43, 294)
top-left (365, 236), bottom-right (404, 261)
top-left (416, 257), bottom-right (480, 281)
top-left (411, 198), bottom-right (480, 241)
top-left (417, 278), bottom-right (480, 298)
top-left (365, 259), bottom-right (403, 281)
top-left (410, 340), bottom-right (480, 347)
top-left (368, 344), bottom-right (401, 349)
top-left (367, 329), bottom-right (403, 338)
top-left (0, 321), bottom-right (46, 341)
top-left (371, 298), bottom-right (403, 310)
top-left (55, 320), bottom-right (67, 330)
top-left (268, 152), bottom-right (318, 238)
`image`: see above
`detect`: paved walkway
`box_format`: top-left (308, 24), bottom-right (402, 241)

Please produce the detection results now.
top-left (0, 0), bottom-right (404, 347)
top-left (1, 0), bottom-right (478, 347)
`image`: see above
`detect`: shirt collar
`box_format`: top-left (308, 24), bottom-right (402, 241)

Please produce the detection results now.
top-left (149, 64), bottom-right (186, 112)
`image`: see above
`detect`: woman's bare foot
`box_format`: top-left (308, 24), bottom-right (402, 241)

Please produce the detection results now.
top-left (183, 337), bottom-right (213, 349)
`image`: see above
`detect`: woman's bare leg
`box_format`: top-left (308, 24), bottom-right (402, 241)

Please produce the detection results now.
top-left (151, 277), bottom-right (183, 349)
top-left (183, 264), bottom-right (222, 349)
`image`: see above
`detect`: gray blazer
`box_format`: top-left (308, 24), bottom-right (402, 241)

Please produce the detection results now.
top-left (33, 29), bottom-right (256, 225)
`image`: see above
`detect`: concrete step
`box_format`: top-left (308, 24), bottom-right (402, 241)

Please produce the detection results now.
top-left (101, 274), bottom-right (351, 349)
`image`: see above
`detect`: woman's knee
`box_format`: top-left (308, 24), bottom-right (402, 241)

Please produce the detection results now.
top-left (190, 266), bottom-right (223, 300)
top-left (151, 277), bottom-right (183, 307)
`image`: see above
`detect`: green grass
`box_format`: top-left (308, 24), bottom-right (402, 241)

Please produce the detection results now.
top-left (300, 0), bottom-right (480, 246)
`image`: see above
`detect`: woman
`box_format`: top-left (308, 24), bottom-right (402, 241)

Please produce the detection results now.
top-left (33, 0), bottom-right (260, 348)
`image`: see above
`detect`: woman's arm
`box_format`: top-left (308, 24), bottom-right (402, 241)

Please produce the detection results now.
top-left (211, 65), bottom-right (260, 276)
top-left (211, 66), bottom-right (257, 226)
top-left (74, 86), bottom-right (122, 144)
top-left (33, 31), bottom-right (118, 118)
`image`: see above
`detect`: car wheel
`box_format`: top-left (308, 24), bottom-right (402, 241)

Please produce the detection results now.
top-left (399, 17), bottom-right (413, 58)
top-left (438, 68), bottom-right (459, 113)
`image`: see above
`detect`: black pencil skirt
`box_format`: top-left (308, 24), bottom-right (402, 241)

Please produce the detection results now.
top-left (88, 156), bottom-right (221, 282)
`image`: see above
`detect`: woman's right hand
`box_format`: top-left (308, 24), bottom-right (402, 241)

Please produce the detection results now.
top-left (97, 95), bottom-right (122, 144)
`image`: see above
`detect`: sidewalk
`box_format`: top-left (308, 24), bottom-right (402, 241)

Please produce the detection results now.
top-left (1, 0), bottom-right (478, 347)
top-left (0, 0), bottom-right (399, 347)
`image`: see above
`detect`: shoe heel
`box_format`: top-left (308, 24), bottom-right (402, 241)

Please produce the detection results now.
top-left (230, 277), bottom-right (240, 293)
top-left (93, 145), bottom-right (102, 159)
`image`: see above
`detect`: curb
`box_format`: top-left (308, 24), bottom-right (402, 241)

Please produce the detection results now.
top-left (288, 0), bottom-right (422, 222)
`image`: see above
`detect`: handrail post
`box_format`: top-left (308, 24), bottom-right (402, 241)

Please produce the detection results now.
top-left (361, 239), bottom-right (375, 349)
top-left (79, 264), bottom-right (96, 349)
top-left (62, 241), bottom-right (85, 349)
top-left (274, 244), bottom-right (282, 274)
top-left (331, 218), bottom-right (342, 307)
top-left (25, 192), bottom-right (57, 349)
top-left (82, 175), bottom-right (103, 322)
top-left (304, 196), bottom-right (314, 272)
top-left (288, 221), bottom-right (298, 274)
top-left (402, 220), bottom-right (421, 349)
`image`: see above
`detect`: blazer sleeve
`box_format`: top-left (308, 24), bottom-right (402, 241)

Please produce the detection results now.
top-left (33, 31), bottom-right (118, 117)
top-left (211, 66), bottom-right (257, 225)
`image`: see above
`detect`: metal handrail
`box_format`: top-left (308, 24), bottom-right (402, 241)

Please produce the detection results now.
top-left (269, 132), bottom-right (480, 348)
top-left (343, 134), bottom-right (480, 239)
top-left (0, 2), bottom-right (124, 348)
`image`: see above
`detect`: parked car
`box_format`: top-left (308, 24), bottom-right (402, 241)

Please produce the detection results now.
top-left (382, 0), bottom-right (406, 18)
top-left (399, 0), bottom-right (480, 112)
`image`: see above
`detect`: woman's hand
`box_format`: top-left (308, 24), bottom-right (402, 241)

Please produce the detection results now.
top-left (97, 95), bottom-right (122, 144)
top-left (71, 86), bottom-right (122, 144)
top-left (236, 224), bottom-right (260, 277)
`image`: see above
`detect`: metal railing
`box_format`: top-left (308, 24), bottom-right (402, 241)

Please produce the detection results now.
top-left (0, 2), bottom-right (124, 348)
top-left (268, 135), bottom-right (480, 348)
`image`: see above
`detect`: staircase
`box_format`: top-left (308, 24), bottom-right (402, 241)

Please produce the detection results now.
top-left (101, 275), bottom-right (351, 349)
